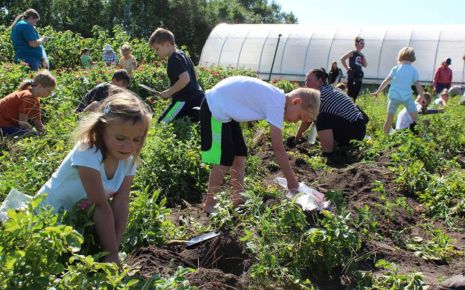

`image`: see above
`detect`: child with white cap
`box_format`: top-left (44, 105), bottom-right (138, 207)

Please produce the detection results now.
top-left (102, 44), bottom-right (118, 66)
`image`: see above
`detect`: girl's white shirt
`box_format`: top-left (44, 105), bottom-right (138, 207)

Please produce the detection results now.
top-left (37, 143), bottom-right (136, 212)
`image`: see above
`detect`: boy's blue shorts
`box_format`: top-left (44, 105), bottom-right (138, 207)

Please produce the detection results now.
top-left (387, 97), bottom-right (417, 115)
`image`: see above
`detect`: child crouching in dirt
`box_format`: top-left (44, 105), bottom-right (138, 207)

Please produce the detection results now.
top-left (0, 70), bottom-right (56, 137)
top-left (201, 76), bottom-right (320, 213)
top-left (434, 88), bottom-right (449, 107)
top-left (395, 93), bottom-right (443, 130)
top-left (37, 92), bottom-right (152, 264)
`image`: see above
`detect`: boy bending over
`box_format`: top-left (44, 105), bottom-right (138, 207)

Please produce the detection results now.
top-left (201, 76), bottom-right (320, 213)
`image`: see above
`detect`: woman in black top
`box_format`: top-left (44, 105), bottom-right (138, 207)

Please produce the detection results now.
top-left (328, 61), bottom-right (343, 85)
top-left (340, 37), bottom-right (367, 102)
top-left (295, 68), bottom-right (367, 160)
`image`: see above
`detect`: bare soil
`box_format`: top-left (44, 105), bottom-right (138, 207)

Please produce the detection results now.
top-left (127, 139), bottom-right (465, 289)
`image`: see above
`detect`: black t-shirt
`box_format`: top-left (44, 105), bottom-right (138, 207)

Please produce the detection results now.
top-left (328, 68), bottom-right (343, 84)
top-left (348, 50), bottom-right (365, 79)
top-left (167, 50), bottom-right (204, 102)
top-left (75, 82), bottom-right (111, 112)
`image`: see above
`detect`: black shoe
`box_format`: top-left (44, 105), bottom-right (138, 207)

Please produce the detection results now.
top-left (323, 152), bottom-right (344, 165)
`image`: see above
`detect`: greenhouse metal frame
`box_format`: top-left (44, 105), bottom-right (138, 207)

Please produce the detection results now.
top-left (199, 24), bottom-right (465, 84)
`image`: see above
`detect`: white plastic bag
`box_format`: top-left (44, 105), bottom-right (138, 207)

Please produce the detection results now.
top-left (0, 188), bottom-right (33, 222)
top-left (276, 177), bottom-right (330, 211)
top-left (308, 124), bottom-right (317, 144)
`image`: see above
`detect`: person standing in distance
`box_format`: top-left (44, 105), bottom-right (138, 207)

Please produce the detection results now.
top-left (10, 8), bottom-right (49, 71)
top-left (340, 37), bottom-right (367, 102)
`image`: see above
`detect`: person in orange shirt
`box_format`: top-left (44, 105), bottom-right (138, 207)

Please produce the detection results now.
top-left (0, 70), bottom-right (56, 137)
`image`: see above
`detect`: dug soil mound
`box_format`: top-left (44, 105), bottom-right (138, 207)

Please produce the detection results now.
top-left (126, 233), bottom-right (252, 289)
top-left (257, 140), bottom-right (465, 288)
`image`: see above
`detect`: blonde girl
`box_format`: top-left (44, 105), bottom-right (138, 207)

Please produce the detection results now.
top-left (37, 92), bottom-right (152, 264)
top-left (372, 47), bottom-right (425, 134)
top-left (0, 70), bottom-right (56, 137)
top-left (119, 43), bottom-right (137, 74)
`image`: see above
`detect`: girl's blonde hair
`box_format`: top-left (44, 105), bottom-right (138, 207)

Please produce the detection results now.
top-left (18, 70), bottom-right (56, 90)
top-left (398, 47), bottom-right (416, 63)
top-left (73, 91), bottom-right (153, 163)
top-left (121, 43), bottom-right (131, 54)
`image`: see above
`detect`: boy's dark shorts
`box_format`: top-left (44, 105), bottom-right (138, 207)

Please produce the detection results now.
top-left (316, 112), bottom-right (366, 145)
top-left (200, 99), bottom-right (247, 166)
top-left (158, 93), bottom-right (204, 124)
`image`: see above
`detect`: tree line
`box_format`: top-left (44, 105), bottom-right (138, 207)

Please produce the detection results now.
top-left (0, 0), bottom-right (297, 62)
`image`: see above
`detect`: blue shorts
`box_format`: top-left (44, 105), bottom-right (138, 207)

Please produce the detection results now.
top-left (387, 97), bottom-right (417, 115)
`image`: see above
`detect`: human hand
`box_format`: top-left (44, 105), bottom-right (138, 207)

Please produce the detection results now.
top-left (287, 179), bottom-right (300, 193)
top-left (160, 90), bottom-right (171, 99)
top-left (41, 58), bottom-right (49, 69)
top-left (39, 36), bottom-right (50, 43)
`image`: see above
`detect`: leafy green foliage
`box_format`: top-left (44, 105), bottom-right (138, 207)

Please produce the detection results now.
top-left (122, 188), bottom-right (174, 250)
top-left (1, 0), bottom-right (297, 62)
top-left (355, 260), bottom-right (425, 290)
top-left (0, 196), bottom-right (81, 289)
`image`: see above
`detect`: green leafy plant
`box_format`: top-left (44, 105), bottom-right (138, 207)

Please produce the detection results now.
top-left (0, 196), bottom-right (83, 289)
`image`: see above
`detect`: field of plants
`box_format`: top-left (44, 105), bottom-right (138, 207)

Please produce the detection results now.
top-left (1, 25), bottom-right (465, 289)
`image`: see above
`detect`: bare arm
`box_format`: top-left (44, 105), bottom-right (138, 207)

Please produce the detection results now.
top-left (28, 37), bottom-right (46, 48)
top-left (361, 53), bottom-right (367, 67)
top-left (295, 120), bottom-right (312, 140)
top-left (82, 101), bottom-right (100, 113)
top-left (371, 76), bottom-right (392, 96)
top-left (17, 113), bottom-right (33, 130)
top-left (340, 51), bottom-right (353, 71)
top-left (111, 176), bottom-right (133, 244)
top-left (78, 167), bottom-right (119, 264)
top-left (160, 71), bottom-right (190, 99)
top-left (270, 124), bottom-right (299, 191)
top-left (414, 81), bottom-right (425, 98)
top-left (132, 57), bottom-right (138, 70)
top-left (433, 67), bottom-right (440, 88)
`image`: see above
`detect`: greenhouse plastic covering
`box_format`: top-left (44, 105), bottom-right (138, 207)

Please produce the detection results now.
top-left (200, 24), bottom-right (465, 83)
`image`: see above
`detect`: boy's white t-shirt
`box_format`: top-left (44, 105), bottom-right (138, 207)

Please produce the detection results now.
top-left (206, 76), bottom-right (285, 129)
top-left (433, 98), bottom-right (445, 106)
top-left (37, 144), bottom-right (136, 212)
top-left (395, 102), bottom-right (422, 129)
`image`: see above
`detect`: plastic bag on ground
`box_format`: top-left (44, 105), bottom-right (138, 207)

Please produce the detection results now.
top-left (0, 188), bottom-right (33, 222)
top-left (276, 177), bottom-right (331, 211)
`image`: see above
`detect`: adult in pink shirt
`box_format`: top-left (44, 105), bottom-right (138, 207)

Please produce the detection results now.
top-left (433, 58), bottom-right (452, 95)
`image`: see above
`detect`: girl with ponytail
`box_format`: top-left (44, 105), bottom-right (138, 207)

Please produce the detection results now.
top-left (10, 8), bottom-right (49, 70)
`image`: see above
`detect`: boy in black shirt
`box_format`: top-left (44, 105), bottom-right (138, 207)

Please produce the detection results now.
top-left (149, 28), bottom-right (204, 123)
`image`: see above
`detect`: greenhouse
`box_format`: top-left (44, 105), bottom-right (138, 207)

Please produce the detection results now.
top-left (199, 23), bottom-right (465, 84)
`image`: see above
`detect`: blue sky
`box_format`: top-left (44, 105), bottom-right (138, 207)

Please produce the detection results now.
top-left (274, 0), bottom-right (464, 25)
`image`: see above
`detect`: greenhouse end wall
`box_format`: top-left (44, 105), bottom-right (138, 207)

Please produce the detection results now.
top-left (199, 23), bottom-right (465, 84)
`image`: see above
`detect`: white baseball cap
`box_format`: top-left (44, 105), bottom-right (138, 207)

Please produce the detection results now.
top-left (103, 44), bottom-right (113, 51)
